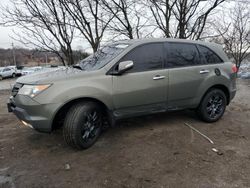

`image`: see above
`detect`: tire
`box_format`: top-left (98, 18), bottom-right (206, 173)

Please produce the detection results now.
top-left (12, 73), bottom-right (16, 78)
top-left (63, 102), bottom-right (103, 149)
top-left (197, 89), bottom-right (226, 123)
top-left (0, 76), bottom-right (2, 81)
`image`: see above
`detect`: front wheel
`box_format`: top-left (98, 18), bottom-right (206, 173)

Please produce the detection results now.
top-left (63, 102), bottom-right (103, 149)
top-left (197, 89), bottom-right (227, 123)
top-left (12, 73), bottom-right (16, 78)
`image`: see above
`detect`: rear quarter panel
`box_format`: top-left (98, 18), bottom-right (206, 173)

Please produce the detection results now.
top-left (168, 62), bottom-right (234, 109)
top-left (192, 62), bottom-right (235, 107)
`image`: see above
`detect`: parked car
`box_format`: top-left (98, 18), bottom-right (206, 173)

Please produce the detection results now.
top-left (238, 63), bottom-right (250, 79)
top-left (0, 67), bottom-right (16, 80)
top-left (8, 38), bottom-right (237, 149)
top-left (21, 66), bottom-right (43, 76)
top-left (241, 72), bottom-right (250, 79)
top-left (8, 66), bottom-right (23, 76)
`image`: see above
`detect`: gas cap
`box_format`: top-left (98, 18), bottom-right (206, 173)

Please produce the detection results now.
top-left (215, 68), bottom-right (221, 76)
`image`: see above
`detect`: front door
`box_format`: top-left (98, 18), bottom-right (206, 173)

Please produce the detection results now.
top-left (112, 43), bottom-right (168, 118)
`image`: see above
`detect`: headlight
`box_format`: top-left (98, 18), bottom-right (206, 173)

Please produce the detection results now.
top-left (18, 84), bottom-right (51, 98)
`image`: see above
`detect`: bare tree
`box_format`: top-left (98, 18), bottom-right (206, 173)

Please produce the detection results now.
top-left (1, 0), bottom-right (76, 65)
top-left (177, 0), bottom-right (225, 39)
top-left (148, 0), bottom-right (225, 39)
top-left (214, 2), bottom-right (250, 68)
top-left (62, 0), bottom-right (115, 52)
top-left (102, 0), bottom-right (149, 39)
top-left (148, 0), bottom-right (177, 38)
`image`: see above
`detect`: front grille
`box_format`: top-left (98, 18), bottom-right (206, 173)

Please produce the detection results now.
top-left (12, 83), bottom-right (23, 97)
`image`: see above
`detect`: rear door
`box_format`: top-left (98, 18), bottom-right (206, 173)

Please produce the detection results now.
top-left (112, 42), bottom-right (168, 118)
top-left (166, 42), bottom-right (216, 109)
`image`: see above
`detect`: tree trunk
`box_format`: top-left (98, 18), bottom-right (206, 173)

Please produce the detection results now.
top-left (92, 43), bottom-right (99, 53)
top-left (67, 48), bottom-right (74, 65)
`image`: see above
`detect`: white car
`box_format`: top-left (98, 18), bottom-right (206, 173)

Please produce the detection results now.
top-left (241, 72), bottom-right (250, 79)
top-left (0, 67), bottom-right (16, 80)
top-left (8, 66), bottom-right (22, 76)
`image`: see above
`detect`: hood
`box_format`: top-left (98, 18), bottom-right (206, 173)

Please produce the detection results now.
top-left (16, 67), bottom-right (84, 84)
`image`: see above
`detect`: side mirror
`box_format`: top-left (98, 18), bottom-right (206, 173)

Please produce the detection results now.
top-left (117, 60), bottom-right (134, 75)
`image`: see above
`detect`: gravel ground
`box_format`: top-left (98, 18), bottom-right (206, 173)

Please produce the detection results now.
top-left (0, 78), bottom-right (16, 90)
top-left (0, 79), bottom-right (250, 188)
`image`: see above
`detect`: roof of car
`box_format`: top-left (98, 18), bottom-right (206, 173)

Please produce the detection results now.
top-left (114, 38), bottom-right (222, 51)
top-left (114, 38), bottom-right (229, 62)
top-left (119, 38), bottom-right (209, 44)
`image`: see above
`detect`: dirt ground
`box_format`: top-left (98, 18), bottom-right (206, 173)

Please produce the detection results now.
top-left (0, 79), bottom-right (250, 188)
top-left (0, 78), bottom-right (15, 90)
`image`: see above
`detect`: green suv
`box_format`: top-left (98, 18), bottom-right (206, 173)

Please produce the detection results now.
top-left (7, 39), bottom-right (237, 149)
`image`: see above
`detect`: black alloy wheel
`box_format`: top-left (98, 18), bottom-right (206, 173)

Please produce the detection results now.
top-left (197, 89), bottom-right (226, 122)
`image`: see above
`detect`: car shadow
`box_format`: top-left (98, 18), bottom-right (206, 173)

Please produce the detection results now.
top-left (25, 109), bottom-right (201, 152)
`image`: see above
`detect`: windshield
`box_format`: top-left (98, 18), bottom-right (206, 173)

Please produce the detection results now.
top-left (78, 43), bottom-right (129, 71)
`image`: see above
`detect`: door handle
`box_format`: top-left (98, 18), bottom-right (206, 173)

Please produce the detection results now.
top-left (199, 69), bottom-right (210, 74)
top-left (153, 75), bottom-right (165, 80)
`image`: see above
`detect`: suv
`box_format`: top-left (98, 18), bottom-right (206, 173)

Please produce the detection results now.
top-left (7, 39), bottom-right (237, 149)
top-left (8, 66), bottom-right (23, 77)
top-left (0, 67), bottom-right (16, 80)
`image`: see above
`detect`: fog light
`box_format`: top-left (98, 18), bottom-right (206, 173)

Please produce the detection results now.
top-left (21, 120), bottom-right (33, 129)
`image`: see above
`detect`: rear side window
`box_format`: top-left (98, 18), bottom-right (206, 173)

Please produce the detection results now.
top-left (119, 43), bottom-right (164, 72)
top-left (167, 43), bottom-right (199, 67)
top-left (198, 45), bottom-right (223, 64)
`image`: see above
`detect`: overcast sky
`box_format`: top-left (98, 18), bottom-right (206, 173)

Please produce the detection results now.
top-left (0, 0), bottom-right (240, 50)
top-left (0, 0), bottom-right (16, 49)
top-left (0, 0), bottom-right (92, 51)
top-left (0, 24), bottom-right (90, 51)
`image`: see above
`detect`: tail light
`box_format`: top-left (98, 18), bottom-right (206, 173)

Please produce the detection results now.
top-left (232, 64), bottom-right (238, 73)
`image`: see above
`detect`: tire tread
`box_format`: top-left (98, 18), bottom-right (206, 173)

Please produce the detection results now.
top-left (63, 102), bottom-right (100, 149)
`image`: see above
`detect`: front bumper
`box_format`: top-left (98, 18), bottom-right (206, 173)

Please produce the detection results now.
top-left (7, 95), bottom-right (61, 133)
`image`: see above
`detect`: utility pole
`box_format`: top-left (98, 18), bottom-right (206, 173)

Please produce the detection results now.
top-left (45, 53), bottom-right (48, 66)
top-left (12, 42), bottom-right (16, 67)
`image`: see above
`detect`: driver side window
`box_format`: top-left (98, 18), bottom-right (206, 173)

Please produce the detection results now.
top-left (119, 43), bottom-right (164, 73)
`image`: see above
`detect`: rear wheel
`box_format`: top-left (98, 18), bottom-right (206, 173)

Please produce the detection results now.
top-left (12, 73), bottom-right (16, 78)
top-left (197, 89), bottom-right (226, 122)
top-left (0, 76), bottom-right (2, 81)
top-left (63, 102), bottom-right (103, 149)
